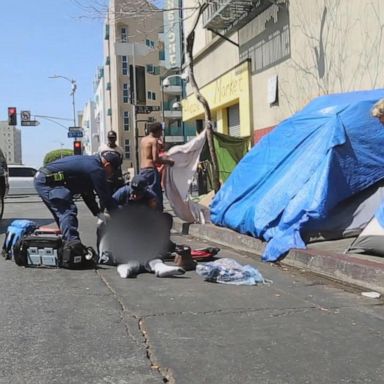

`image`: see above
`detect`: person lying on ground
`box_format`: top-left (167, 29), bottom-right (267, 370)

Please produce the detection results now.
top-left (98, 176), bottom-right (184, 278)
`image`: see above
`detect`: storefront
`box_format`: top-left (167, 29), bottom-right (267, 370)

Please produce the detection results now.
top-left (181, 60), bottom-right (252, 138)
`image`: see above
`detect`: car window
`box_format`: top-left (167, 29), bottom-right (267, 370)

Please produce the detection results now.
top-left (9, 167), bottom-right (37, 177)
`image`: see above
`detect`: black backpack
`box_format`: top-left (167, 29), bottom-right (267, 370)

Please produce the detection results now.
top-left (61, 240), bottom-right (97, 269)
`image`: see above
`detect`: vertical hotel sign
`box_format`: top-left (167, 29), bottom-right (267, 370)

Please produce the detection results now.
top-left (164, 0), bottom-right (182, 69)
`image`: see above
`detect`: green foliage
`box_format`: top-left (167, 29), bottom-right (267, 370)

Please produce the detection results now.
top-left (43, 149), bottom-right (73, 165)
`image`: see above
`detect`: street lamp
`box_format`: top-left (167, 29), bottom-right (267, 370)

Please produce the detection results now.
top-left (49, 75), bottom-right (77, 127)
top-left (162, 71), bottom-right (189, 87)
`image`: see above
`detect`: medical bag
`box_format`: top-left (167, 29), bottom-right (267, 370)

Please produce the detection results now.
top-left (13, 234), bottom-right (63, 268)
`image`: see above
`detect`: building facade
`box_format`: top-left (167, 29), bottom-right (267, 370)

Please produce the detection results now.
top-left (80, 100), bottom-right (98, 155)
top-left (103, 0), bottom-right (164, 174)
top-left (0, 122), bottom-right (22, 164)
top-left (181, 0), bottom-right (384, 143)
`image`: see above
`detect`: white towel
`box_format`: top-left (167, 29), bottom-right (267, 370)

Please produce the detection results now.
top-left (164, 130), bottom-right (207, 222)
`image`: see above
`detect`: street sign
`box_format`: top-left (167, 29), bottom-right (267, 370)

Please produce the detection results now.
top-left (135, 105), bottom-right (161, 114)
top-left (68, 126), bottom-right (83, 132)
top-left (21, 120), bottom-right (40, 126)
top-left (67, 130), bottom-right (83, 138)
top-left (20, 111), bottom-right (31, 122)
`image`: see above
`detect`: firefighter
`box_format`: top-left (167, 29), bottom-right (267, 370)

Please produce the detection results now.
top-left (34, 152), bottom-right (121, 242)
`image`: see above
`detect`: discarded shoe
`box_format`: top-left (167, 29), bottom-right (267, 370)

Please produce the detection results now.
top-left (174, 245), bottom-right (197, 271)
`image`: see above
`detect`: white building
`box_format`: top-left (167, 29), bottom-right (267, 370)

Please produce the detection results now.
top-left (94, 66), bottom-right (108, 149)
top-left (0, 121), bottom-right (22, 164)
top-left (80, 100), bottom-right (98, 155)
top-left (102, 0), bottom-right (164, 173)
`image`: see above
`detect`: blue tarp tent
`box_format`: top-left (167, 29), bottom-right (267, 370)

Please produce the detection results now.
top-left (210, 89), bottom-right (384, 261)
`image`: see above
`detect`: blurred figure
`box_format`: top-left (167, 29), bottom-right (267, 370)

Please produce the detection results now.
top-left (98, 175), bottom-right (183, 278)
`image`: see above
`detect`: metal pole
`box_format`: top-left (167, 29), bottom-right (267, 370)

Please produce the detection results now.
top-left (161, 83), bottom-right (166, 144)
top-left (132, 43), bottom-right (139, 174)
top-left (71, 88), bottom-right (76, 127)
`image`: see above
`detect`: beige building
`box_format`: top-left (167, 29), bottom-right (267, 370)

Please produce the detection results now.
top-left (182, 0), bottom-right (384, 143)
top-left (0, 122), bottom-right (22, 164)
top-left (104, 0), bottom-right (164, 174)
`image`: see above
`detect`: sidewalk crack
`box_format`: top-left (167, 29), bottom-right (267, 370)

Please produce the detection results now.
top-left (97, 270), bottom-right (175, 383)
top-left (138, 317), bottom-right (176, 384)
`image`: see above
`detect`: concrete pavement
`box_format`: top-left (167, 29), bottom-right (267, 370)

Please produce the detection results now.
top-left (172, 218), bottom-right (384, 295)
top-left (1, 196), bottom-right (384, 384)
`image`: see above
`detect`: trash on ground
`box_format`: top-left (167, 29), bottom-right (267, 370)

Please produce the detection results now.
top-left (196, 258), bottom-right (272, 286)
top-left (361, 291), bottom-right (381, 299)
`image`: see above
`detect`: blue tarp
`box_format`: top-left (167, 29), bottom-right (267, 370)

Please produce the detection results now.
top-left (210, 89), bottom-right (384, 261)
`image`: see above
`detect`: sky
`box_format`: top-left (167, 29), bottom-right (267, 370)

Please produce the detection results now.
top-left (0, 0), bottom-right (106, 168)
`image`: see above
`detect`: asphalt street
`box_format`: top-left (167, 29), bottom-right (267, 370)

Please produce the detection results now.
top-left (0, 196), bottom-right (383, 384)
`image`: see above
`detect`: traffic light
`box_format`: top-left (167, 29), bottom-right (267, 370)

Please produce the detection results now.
top-left (8, 107), bottom-right (17, 126)
top-left (73, 140), bottom-right (82, 155)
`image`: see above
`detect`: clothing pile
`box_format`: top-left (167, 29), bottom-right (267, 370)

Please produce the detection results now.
top-left (196, 258), bottom-right (272, 286)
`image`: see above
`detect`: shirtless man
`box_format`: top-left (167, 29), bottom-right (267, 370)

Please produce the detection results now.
top-left (139, 122), bottom-right (174, 211)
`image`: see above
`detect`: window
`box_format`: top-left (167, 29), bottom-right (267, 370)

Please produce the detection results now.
top-left (123, 83), bottom-right (129, 103)
top-left (121, 55), bottom-right (128, 75)
top-left (123, 111), bottom-right (130, 131)
top-left (105, 56), bottom-right (110, 65)
top-left (145, 39), bottom-right (155, 48)
top-left (121, 27), bottom-right (127, 43)
top-left (106, 82), bottom-right (111, 91)
top-left (146, 64), bottom-right (160, 75)
top-left (8, 166), bottom-right (37, 177)
top-left (147, 91), bottom-right (156, 100)
top-left (124, 139), bottom-right (131, 159)
top-left (105, 24), bottom-right (110, 40)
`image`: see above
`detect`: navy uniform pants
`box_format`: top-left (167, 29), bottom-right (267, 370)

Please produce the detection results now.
top-left (34, 171), bottom-right (79, 241)
top-left (139, 167), bottom-right (163, 211)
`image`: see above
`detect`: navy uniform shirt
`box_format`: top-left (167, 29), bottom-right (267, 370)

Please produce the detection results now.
top-left (44, 154), bottom-right (117, 214)
top-left (112, 184), bottom-right (158, 208)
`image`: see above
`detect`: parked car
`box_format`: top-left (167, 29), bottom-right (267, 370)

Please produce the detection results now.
top-left (8, 165), bottom-right (37, 196)
top-left (0, 149), bottom-right (9, 219)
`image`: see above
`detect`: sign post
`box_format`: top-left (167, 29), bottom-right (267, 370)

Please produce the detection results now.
top-left (67, 127), bottom-right (83, 138)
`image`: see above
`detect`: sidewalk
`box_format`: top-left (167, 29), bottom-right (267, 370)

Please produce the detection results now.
top-left (172, 217), bottom-right (384, 295)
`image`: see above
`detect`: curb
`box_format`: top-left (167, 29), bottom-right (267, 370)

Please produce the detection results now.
top-left (172, 219), bottom-right (384, 294)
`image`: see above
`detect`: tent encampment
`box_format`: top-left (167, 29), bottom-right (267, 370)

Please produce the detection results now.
top-left (346, 198), bottom-right (384, 257)
top-left (210, 89), bottom-right (384, 261)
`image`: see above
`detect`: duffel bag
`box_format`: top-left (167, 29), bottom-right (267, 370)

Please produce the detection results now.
top-left (13, 235), bottom-right (63, 267)
top-left (61, 239), bottom-right (97, 269)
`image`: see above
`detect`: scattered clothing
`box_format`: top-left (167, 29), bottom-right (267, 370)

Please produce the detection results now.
top-left (196, 258), bottom-right (271, 286)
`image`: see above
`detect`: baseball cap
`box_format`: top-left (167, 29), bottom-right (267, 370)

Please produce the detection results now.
top-left (107, 130), bottom-right (117, 139)
top-left (101, 150), bottom-right (121, 169)
top-left (131, 175), bottom-right (148, 193)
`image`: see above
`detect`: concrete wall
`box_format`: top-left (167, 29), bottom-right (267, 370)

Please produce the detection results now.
top-left (0, 122), bottom-right (22, 164)
top-left (181, 0), bottom-right (384, 137)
